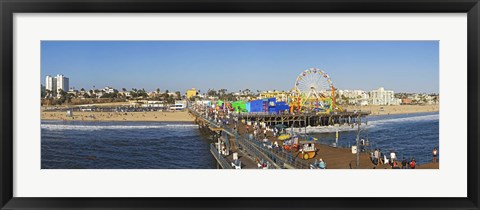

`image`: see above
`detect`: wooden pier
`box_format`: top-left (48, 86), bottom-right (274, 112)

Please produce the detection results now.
top-left (188, 108), bottom-right (438, 169)
top-left (236, 111), bottom-right (370, 128)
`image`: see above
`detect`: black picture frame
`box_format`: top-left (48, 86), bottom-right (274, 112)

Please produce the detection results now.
top-left (1, 0), bottom-right (479, 209)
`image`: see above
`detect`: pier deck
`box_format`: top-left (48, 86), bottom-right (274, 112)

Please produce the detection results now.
top-left (190, 108), bottom-right (438, 169)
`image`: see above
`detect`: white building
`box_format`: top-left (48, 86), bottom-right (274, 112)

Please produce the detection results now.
top-left (341, 90), bottom-right (369, 100)
top-left (55, 74), bottom-right (69, 94)
top-left (45, 75), bottom-right (57, 96)
top-left (119, 91), bottom-right (131, 98)
top-left (369, 87), bottom-right (399, 105)
top-left (46, 74), bottom-right (69, 96)
top-left (103, 86), bottom-right (117, 94)
top-left (335, 89), bottom-right (369, 105)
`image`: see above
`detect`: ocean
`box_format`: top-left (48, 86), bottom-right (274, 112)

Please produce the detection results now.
top-left (41, 112), bottom-right (439, 169)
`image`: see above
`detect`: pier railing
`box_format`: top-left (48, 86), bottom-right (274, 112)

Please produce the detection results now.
top-left (233, 129), bottom-right (310, 169)
top-left (210, 143), bottom-right (232, 169)
top-left (235, 111), bottom-right (371, 118)
top-left (243, 135), bottom-right (310, 169)
top-left (190, 107), bottom-right (312, 169)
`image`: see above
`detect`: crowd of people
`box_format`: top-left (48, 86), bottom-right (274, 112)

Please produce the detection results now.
top-left (370, 147), bottom-right (439, 169)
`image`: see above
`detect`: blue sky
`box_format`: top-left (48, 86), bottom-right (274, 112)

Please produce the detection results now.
top-left (41, 41), bottom-right (439, 94)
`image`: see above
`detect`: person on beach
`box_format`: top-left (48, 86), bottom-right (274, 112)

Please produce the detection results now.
top-left (432, 148), bottom-right (438, 163)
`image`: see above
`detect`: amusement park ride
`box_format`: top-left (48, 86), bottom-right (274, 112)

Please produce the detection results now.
top-left (288, 67), bottom-right (338, 114)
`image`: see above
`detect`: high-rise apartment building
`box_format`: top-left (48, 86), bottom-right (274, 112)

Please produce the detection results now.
top-left (45, 75), bottom-right (57, 93)
top-left (55, 74), bottom-right (69, 93)
top-left (45, 74), bottom-right (69, 96)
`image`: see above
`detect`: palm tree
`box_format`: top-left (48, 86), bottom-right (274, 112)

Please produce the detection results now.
top-left (175, 91), bottom-right (181, 100)
top-left (45, 89), bottom-right (51, 98)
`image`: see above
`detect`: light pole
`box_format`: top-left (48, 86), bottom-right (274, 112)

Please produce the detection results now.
top-left (356, 115), bottom-right (361, 168)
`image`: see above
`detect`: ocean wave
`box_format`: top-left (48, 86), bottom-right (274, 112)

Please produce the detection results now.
top-left (41, 124), bottom-right (198, 131)
top-left (368, 114), bottom-right (439, 125)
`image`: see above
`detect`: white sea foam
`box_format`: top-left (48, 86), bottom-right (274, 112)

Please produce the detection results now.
top-left (41, 124), bottom-right (198, 131)
top-left (368, 114), bottom-right (439, 125)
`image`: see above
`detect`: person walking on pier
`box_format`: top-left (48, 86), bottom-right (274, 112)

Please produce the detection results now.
top-left (373, 149), bottom-right (379, 165)
top-left (432, 148), bottom-right (438, 163)
top-left (390, 150), bottom-right (396, 163)
top-left (378, 149), bottom-right (384, 165)
top-left (401, 157), bottom-right (408, 169)
top-left (360, 139), bottom-right (365, 152)
top-left (318, 158), bottom-right (326, 169)
top-left (409, 158), bottom-right (416, 169)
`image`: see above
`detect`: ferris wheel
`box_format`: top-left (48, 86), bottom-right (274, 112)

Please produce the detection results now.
top-left (293, 67), bottom-right (334, 99)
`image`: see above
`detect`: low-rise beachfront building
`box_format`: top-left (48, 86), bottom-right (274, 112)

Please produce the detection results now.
top-left (170, 100), bottom-right (187, 110)
top-left (259, 90), bottom-right (289, 102)
top-left (369, 87), bottom-right (400, 105)
top-left (148, 91), bottom-right (162, 99)
top-left (103, 86), bottom-right (117, 94)
top-left (67, 88), bottom-right (78, 96)
top-left (95, 92), bottom-right (104, 98)
top-left (186, 88), bottom-right (198, 100)
top-left (357, 99), bottom-right (369, 106)
top-left (167, 92), bottom-right (179, 98)
top-left (413, 93), bottom-right (439, 105)
top-left (141, 101), bottom-right (165, 108)
top-left (402, 98), bottom-right (413, 105)
top-left (119, 91), bottom-right (131, 98)
top-left (336, 89), bottom-right (369, 105)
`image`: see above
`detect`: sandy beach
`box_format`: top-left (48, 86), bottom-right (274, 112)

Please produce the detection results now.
top-left (41, 110), bottom-right (195, 122)
top-left (342, 104), bottom-right (438, 116)
top-left (41, 104), bottom-right (438, 122)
